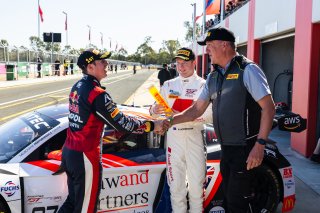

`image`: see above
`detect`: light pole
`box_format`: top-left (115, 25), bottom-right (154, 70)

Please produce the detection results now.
top-left (62, 11), bottom-right (68, 46)
top-left (87, 25), bottom-right (91, 47)
top-left (191, 3), bottom-right (196, 52)
top-left (100, 32), bottom-right (103, 50)
top-left (108, 37), bottom-right (112, 50)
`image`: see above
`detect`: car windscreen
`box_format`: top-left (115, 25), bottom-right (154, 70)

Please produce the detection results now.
top-left (0, 112), bottom-right (59, 163)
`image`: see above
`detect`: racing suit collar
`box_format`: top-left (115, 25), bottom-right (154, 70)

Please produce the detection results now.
top-left (83, 74), bottom-right (102, 87)
top-left (178, 71), bottom-right (197, 84)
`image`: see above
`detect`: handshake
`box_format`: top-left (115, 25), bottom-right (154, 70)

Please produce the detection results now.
top-left (153, 118), bottom-right (171, 135)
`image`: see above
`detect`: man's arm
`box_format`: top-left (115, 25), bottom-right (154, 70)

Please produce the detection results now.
top-left (246, 94), bottom-right (275, 170)
top-left (172, 99), bottom-right (210, 125)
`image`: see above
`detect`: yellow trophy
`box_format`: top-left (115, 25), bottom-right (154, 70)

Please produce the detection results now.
top-left (148, 85), bottom-right (173, 117)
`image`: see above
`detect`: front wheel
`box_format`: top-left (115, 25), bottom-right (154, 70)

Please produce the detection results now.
top-left (0, 198), bottom-right (10, 213)
top-left (250, 164), bottom-right (281, 212)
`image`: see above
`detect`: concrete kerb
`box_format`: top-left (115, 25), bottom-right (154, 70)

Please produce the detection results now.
top-left (124, 71), bottom-right (159, 106)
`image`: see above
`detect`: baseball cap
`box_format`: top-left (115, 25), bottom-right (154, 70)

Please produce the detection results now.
top-left (173, 48), bottom-right (195, 61)
top-left (77, 48), bottom-right (111, 69)
top-left (197, 27), bottom-right (235, 46)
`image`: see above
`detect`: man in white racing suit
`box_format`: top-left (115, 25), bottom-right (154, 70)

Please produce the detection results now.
top-left (150, 48), bottom-right (212, 213)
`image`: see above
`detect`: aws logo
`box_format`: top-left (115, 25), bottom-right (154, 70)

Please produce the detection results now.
top-left (278, 114), bottom-right (306, 133)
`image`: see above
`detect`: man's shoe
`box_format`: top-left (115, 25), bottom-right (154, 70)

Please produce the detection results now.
top-left (310, 154), bottom-right (320, 163)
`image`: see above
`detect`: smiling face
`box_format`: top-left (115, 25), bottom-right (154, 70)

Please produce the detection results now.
top-left (87, 59), bottom-right (109, 81)
top-left (176, 58), bottom-right (195, 78)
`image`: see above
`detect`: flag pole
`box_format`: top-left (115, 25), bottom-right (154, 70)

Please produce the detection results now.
top-left (202, 0), bottom-right (206, 78)
top-left (38, 0), bottom-right (40, 40)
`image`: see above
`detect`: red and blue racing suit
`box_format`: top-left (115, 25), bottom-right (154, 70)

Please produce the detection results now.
top-left (59, 74), bottom-right (152, 213)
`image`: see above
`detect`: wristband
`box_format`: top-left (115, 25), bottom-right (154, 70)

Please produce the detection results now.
top-left (169, 117), bottom-right (174, 126)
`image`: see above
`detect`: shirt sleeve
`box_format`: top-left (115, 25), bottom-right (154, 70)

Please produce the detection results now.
top-left (93, 92), bottom-right (153, 133)
top-left (198, 73), bottom-right (212, 102)
top-left (243, 63), bottom-right (271, 102)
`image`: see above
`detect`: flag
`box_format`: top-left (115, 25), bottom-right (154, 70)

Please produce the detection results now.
top-left (38, 5), bottom-right (44, 22)
top-left (65, 16), bottom-right (68, 31)
top-left (195, 0), bottom-right (221, 22)
top-left (206, 0), bottom-right (220, 15)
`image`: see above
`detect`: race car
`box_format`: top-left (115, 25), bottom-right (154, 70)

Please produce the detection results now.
top-left (0, 104), bottom-right (296, 213)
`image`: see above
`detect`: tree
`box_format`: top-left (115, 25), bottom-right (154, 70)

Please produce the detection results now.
top-left (136, 36), bottom-right (156, 65)
top-left (29, 36), bottom-right (45, 50)
top-left (184, 21), bottom-right (201, 43)
top-left (162, 40), bottom-right (181, 60)
top-left (0, 39), bottom-right (9, 46)
top-left (45, 43), bottom-right (61, 52)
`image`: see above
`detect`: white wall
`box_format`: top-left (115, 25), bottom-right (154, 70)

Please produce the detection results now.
top-left (254, 0), bottom-right (296, 39)
top-left (229, 3), bottom-right (249, 44)
top-left (313, 0), bottom-right (320, 23)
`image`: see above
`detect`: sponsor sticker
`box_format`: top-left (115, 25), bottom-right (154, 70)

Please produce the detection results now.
top-left (0, 181), bottom-right (20, 197)
top-left (226, 74), bottom-right (239, 79)
top-left (283, 168), bottom-right (293, 178)
top-left (185, 89), bottom-right (197, 97)
top-left (168, 94), bottom-right (179, 99)
top-left (282, 195), bottom-right (295, 212)
top-left (209, 206), bottom-right (225, 213)
top-left (110, 108), bottom-right (120, 118)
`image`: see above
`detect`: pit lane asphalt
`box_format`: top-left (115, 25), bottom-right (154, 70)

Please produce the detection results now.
top-left (0, 69), bottom-right (155, 125)
top-left (1, 69), bottom-right (319, 212)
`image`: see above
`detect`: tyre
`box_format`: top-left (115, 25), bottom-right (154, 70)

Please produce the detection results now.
top-left (0, 198), bottom-right (10, 213)
top-left (250, 164), bottom-right (281, 213)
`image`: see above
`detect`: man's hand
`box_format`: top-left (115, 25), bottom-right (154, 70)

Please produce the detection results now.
top-left (153, 119), bottom-right (171, 135)
top-left (246, 143), bottom-right (265, 170)
top-left (152, 104), bottom-right (166, 115)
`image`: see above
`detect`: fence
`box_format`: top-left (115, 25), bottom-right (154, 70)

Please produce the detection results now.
top-left (0, 46), bottom-right (141, 81)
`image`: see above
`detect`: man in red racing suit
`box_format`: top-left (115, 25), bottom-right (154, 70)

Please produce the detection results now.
top-left (58, 49), bottom-right (164, 213)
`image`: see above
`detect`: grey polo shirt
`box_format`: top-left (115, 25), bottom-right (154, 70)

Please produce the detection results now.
top-left (199, 62), bottom-right (271, 102)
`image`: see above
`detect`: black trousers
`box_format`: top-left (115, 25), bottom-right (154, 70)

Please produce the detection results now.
top-left (58, 146), bottom-right (102, 213)
top-left (220, 145), bottom-right (256, 213)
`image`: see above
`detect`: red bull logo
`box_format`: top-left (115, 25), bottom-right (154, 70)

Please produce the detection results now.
top-left (70, 91), bottom-right (79, 103)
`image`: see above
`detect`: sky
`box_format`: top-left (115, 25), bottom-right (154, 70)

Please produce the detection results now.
top-left (0, 0), bottom-right (208, 54)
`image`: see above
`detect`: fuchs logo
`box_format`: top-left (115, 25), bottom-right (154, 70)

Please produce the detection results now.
top-left (0, 181), bottom-right (20, 197)
top-left (283, 168), bottom-right (293, 178)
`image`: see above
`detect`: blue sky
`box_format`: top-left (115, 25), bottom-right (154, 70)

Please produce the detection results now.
top-left (0, 0), bottom-right (208, 54)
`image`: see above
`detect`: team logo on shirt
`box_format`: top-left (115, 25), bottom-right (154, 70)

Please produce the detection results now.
top-left (185, 89), bottom-right (197, 97)
top-left (168, 90), bottom-right (180, 98)
top-left (70, 91), bottom-right (80, 103)
top-left (226, 74), bottom-right (239, 79)
top-left (111, 108), bottom-right (120, 118)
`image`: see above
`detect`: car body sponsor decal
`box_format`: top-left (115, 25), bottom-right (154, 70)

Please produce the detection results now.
top-left (26, 161), bottom-right (60, 173)
top-left (282, 194), bottom-right (295, 212)
top-left (204, 160), bottom-right (222, 208)
top-left (0, 181), bottom-right (20, 197)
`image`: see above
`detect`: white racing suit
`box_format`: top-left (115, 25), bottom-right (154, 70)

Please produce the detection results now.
top-left (152, 72), bottom-right (212, 213)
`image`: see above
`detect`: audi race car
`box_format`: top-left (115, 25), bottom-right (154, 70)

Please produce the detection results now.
top-left (0, 104), bottom-right (297, 213)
